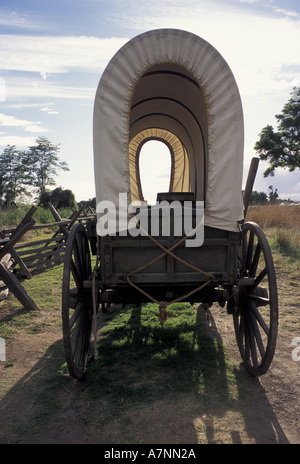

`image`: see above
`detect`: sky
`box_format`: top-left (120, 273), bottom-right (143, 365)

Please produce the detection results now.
top-left (0, 0), bottom-right (299, 203)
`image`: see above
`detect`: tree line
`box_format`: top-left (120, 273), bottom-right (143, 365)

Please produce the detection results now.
top-left (0, 136), bottom-right (75, 208)
top-left (249, 186), bottom-right (279, 205)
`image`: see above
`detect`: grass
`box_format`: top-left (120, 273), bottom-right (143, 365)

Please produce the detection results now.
top-left (0, 275), bottom-right (240, 441)
top-left (246, 203), bottom-right (300, 229)
top-left (73, 302), bottom-right (240, 439)
top-left (247, 204), bottom-right (300, 260)
top-left (246, 204), bottom-right (300, 335)
top-left (0, 203), bottom-right (74, 229)
top-left (88, 303), bottom-right (236, 401)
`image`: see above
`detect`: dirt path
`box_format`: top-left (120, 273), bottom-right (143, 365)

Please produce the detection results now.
top-left (0, 271), bottom-right (299, 444)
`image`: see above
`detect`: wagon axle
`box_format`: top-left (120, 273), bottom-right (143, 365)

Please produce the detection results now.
top-left (96, 285), bottom-right (230, 309)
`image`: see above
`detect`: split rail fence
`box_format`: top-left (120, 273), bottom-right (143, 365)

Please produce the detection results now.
top-left (0, 203), bottom-right (96, 311)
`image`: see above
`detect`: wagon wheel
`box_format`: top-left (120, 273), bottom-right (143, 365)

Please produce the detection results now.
top-left (234, 221), bottom-right (278, 376)
top-left (62, 223), bottom-right (92, 379)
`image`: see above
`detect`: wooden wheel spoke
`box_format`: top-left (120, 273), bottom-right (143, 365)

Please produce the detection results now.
top-left (73, 238), bottom-right (85, 280)
top-left (250, 243), bottom-right (261, 277)
top-left (69, 301), bottom-right (85, 329)
top-left (70, 259), bottom-right (82, 289)
top-left (248, 307), bottom-right (266, 358)
top-left (255, 267), bottom-right (267, 286)
top-left (71, 320), bottom-right (81, 354)
top-left (245, 315), bottom-right (259, 368)
top-left (236, 313), bottom-right (245, 347)
top-left (248, 300), bottom-right (269, 336)
top-left (246, 230), bottom-right (254, 270)
top-left (70, 302), bottom-right (89, 367)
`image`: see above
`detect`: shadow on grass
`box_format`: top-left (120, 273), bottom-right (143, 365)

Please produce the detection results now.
top-left (0, 303), bottom-right (289, 444)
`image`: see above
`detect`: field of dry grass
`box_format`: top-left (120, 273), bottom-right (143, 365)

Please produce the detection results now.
top-left (247, 204), bottom-right (300, 258)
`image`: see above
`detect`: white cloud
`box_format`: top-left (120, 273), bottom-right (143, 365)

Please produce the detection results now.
top-left (1, 7), bottom-right (298, 104)
top-left (5, 76), bottom-right (95, 101)
top-left (274, 7), bottom-right (300, 18)
top-left (0, 113), bottom-right (47, 133)
top-left (3, 102), bottom-right (50, 110)
top-left (41, 106), bottom-right (58, 115)
top-left (0, 35), bottom-right (128, 74)
top-left (0, 10), bottom-right (47, 30)
top-left (0, 135), bottom-right (37, 147)
top-left (40, 72), bottom-right (53, 80)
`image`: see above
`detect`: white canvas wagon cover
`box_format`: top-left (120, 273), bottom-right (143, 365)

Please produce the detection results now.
top-left (93, 29), bottom-right (244, 232)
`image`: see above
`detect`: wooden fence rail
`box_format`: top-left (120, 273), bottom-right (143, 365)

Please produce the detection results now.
top-left (0, 206), bottom-right (38, 311)
top-left (0, 203), bottom-right (96, 310)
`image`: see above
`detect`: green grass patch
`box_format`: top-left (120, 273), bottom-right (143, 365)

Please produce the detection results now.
top-left (83, 302), bottom-right (239, 429)
top-left (0, 203), bottom-right (74, 229)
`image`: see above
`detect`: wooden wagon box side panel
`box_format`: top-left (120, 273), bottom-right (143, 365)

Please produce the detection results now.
top-left (112, 246), bottom-right (168, 274)
top-left (100, 227), bottom-right (240, 287)
top-left (174, 245), bottom-right (227, 273)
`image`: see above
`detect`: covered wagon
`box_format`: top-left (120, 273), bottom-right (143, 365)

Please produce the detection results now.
top-left (62, 29), bottom-right (278, 379)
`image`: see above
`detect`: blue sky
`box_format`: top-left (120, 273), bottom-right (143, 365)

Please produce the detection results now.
top-left (0, 0), bottom-right (299, 202)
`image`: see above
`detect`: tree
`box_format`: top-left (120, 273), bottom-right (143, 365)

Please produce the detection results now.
top-left (250, 190), bottom-right (268, 205)
top-left (39, 186), bottom-right (77, 209)
top-left (24, 137), bottom-right (69, 196)
top-left (268, 185), bottom-right (279, 203)
top-left (254, 87), bottom-right (300, 177)
top-left (0, 145), bottom-right (29, 207)
top-left (78, 197), bottom-right (96, 210)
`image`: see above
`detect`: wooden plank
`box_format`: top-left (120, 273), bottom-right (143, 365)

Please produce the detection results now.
top-left (9, 248), bottom-right (32, 279)
top-left (46, 203), bottom-right (84, 260)
top-left (29, 256), bottom-right (64, 272)
top-left (20, 246), bottom-right (65, 264)
top-left (66, 206), bottom-right (85, 229)
top-left (0, 217), bottom-right (36, 260)
top-left (16, 240), bottom-right (66, 256)
top-left (3, 221), bottom-right (69, 234)
top-left (48, 203), bottom-right (69, 236)
top-left (0, 223), bottom-right (32, 279)
top-left (48, 202), bottom-right (85, 233)
top-left (14, 234), bottom-right (67, 250)
top-left (13, 206), bottom-right (37, 235)
top-left (0, 261), bottom-right (38, 311)
top-left (31, 220), bottom-right (70, 230)
top-left (0, 253), bottom-right (12, 300)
